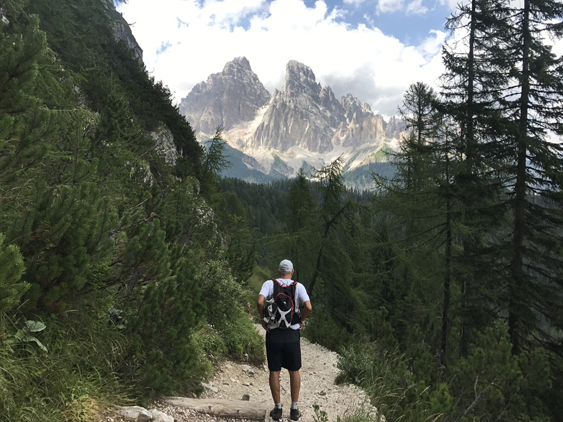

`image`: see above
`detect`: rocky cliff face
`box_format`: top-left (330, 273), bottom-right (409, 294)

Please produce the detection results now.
top-left (179, 57), bottom-right (406, 180)
top-left (179, 57), bottom-right (270, 135)
top-left (385, 116), bottom-right (404, 140)
top-left (105, 0), bottom-right (143, 60)
top-left (340, 94), bottom-right (372, 123)
top-left (252, 61), bottom-right (346, 153)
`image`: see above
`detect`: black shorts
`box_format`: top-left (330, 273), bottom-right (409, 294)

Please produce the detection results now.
top-left (266, 330), bottom-right (301, 372)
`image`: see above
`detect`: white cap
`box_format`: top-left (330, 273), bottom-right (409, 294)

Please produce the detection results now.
top-left (278, 259), bottom-right (294, 273)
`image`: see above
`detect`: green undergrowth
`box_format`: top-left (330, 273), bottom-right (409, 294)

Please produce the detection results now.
top-left (0, 290), bottom-right (265, 421)
top-left (242, 266), bottom-right (272, 326)
top-left (302, 306), bottom-right (351, 352)
top-left (200, 261), bottom-right (265, 366)
top-left (334, 324), bottom-right (552, 422)
top-left (312, 404), bottom-right (378, 422)
top-left (0, 311), bottom-right (132, 422)
top-left (192, 313), bottom-right (264, 367)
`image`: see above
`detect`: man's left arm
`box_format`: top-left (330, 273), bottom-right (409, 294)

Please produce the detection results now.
top-left (299, 300), bottom-right (312, 328)
top-left (297, 284), bottom-right (312, 328)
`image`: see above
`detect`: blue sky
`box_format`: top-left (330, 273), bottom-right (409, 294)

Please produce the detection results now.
top-left (290, 0), bottom-right (452, 45)
top-left (116, 0), bottom-right (459, 117)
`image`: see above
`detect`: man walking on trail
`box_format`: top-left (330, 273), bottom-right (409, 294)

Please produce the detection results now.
top-left (257, 259), bottom-right (312, 421)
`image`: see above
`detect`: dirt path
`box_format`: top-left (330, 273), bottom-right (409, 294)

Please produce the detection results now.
top-left (156, 325), bottom-right (378, 422)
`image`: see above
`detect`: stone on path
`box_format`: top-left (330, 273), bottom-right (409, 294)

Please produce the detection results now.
top-left (241, 365), bottom-right (255, 375)
top-left (202, 382), bottom-right (219, 393)
top-left (149, 409), bottom-right (174, 422)
top-left (115, 406), bottom-right (152, 422)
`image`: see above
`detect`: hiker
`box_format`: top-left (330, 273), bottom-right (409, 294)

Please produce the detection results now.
top-left (257, 259), bottom-right (312, 421)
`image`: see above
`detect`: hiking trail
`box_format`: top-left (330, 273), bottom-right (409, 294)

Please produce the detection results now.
top-left (105, 324), bottom-right (378, 422)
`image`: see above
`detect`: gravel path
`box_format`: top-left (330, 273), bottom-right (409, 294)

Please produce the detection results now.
top-left (156, 324), bottom-right (378, 422)
top-left (104, 324), bottom-right (379, 422)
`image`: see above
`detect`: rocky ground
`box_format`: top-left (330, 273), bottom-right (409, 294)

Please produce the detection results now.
top-left (104, 325), bottom-right (378, 422)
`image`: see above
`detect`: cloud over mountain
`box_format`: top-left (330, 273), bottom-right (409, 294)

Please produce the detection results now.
top-left (117, 0), bottom-right (446, 117)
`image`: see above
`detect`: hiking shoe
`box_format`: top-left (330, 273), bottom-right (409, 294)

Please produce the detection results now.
top-left (270, 407), bottom-right (282, 420)
top-left (290, 408), bottom-right (301, 421)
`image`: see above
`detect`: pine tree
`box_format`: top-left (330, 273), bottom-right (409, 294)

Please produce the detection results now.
top-left (441, 0), bottom-right (514, 355)
top-left (127, 260), bottom-right (205, 395)
top-left (374, 84), bottom-right (462, 359)
top-left (308, 158), bottom-right (350, 298)
top-left (500, 0), bottom-right (563, 356)
top-left (0, 13), bottom-right (52, 207)
top-left (0, 10), bottom-right (116, 310)
top-left (279, 168), bottom-right (317, 282)
top-left (440, 0), bottom-right (563, 414)
top-left (399, 82), bottom-right (441, 148)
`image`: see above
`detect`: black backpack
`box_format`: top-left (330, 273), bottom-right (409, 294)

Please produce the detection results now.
top-left (263, 279), bottom-right (301, 329)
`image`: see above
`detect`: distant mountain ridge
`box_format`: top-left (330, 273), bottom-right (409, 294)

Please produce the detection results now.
top-left (179, 57), bottom-right (405, 186)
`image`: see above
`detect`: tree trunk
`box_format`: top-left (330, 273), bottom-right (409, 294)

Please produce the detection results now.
top-left (441, 152), bottom-right (453, 365)
top-left (509, 0), bottom-right (531, 356)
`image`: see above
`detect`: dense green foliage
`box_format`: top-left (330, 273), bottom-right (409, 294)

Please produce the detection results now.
top-left (0, 0), bottom-right (262, 419)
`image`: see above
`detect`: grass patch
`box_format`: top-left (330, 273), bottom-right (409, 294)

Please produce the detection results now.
top-left (0, 311), bottom-right (132, 422)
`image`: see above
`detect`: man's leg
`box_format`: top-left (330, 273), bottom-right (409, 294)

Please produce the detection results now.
top-left (288, 370), bottom-right (301, 402)
top-left (269, 371), bottom-right (281, 404)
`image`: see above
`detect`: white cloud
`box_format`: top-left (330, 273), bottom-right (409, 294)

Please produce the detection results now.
top-left (553, 39), bottom-right (563, 57)
top-left (376, 0), bottom-right (429, 16)
top-left (376, 0), bottom-right (404, 14)
top-left (118, 0), bottom-right (445, 117)
top-left (343, 0), bottom-right (367, 5)
top-left (406, 0), bottom-right (428, 15)
top-left (438, 0), bottom-right (462, 11)
top-left (417, 29), bottom-right (447, 57)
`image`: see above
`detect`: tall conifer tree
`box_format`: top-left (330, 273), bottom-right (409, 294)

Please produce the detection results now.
top-left (501, 0), bottom-right (563, 356)
top-left (279, 168), bottom-right (317, 282)
top-left (441, 0), bottom-right (513, 355)
top-left (376, 84), bottom-right (462, 360)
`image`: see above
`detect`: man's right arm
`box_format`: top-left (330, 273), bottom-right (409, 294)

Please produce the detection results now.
top-left (257, 294), bottom-right (270, 332)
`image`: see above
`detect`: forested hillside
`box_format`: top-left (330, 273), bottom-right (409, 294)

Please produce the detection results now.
top-left (0, 1), bottom-right (262, 420)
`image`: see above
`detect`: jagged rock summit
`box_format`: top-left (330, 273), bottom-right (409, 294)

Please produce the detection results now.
top-left (179, 56), bottom-right (270, 134)
top-left (252, 60), bottom-right (346, 153)
top-left (179, 57), bottom-right (405, 183)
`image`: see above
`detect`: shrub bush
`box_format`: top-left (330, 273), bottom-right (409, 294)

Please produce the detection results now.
top-left (200, 260), bottom-right (265, 365)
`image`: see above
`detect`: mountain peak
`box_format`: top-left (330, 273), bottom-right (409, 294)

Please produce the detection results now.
top-left (283, 60), bottom-right (320, 96)
top-left (179, 56), bottom-right (270, 134)
top-left (286, 59), bottom-right (314, 73)
top-left (224, 56), bottom-right (252, 73)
